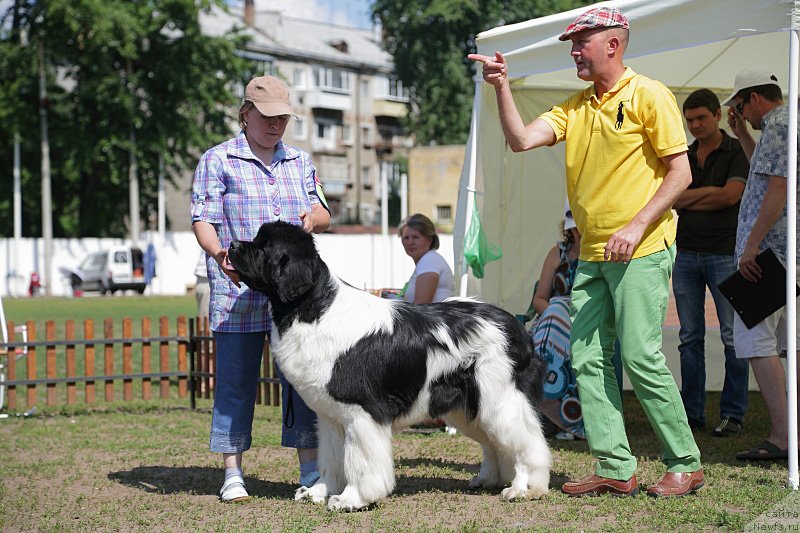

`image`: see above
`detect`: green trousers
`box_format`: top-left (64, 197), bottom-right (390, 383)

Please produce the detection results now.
top-left (570, 245), bottom-right (701, 480)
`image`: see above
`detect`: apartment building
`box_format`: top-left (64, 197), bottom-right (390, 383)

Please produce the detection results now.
top-left (171, 3), bottom-right (411, 229)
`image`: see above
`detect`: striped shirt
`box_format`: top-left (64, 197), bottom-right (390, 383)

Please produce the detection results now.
top-left (190, 132), bottom-right (323, 332)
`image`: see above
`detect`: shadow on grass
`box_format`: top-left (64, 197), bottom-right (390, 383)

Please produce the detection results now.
top-left (109, 466), bottom-right (294, 498)
top-left (394, 457), bottom-right (572, 493)
top-left (109, 464), bottom-right (571, 500)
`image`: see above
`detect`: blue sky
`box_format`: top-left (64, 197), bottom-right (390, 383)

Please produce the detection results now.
top-left (0, 1), bottom-right (375, 30)
top-left (233, 0), bottom-right (374, 29)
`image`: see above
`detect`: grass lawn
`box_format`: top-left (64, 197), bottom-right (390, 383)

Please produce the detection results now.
top-left (1, 296), bottom-right (797, 530)
top-left (0, 392), bottom-right (795, 532)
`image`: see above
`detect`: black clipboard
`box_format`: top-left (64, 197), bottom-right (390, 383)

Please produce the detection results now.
top-left (717, 248), bottom-right (800, 329)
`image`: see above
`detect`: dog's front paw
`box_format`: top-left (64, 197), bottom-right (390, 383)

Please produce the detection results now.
top-left (501, 485), bottom-right (532, 501)
top-left (295, 482), bottom-right (328, 503)
top-left (469, 475), bottom-right (500, 489)
top-left (327, 493), bottom-right (368, 512)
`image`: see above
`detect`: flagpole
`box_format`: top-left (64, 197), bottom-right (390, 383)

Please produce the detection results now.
top-left (786, 28), bottom-right (799, 491)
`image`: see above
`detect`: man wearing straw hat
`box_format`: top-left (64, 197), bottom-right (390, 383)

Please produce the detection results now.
top-left (469, 6), bottom-right (703, 497)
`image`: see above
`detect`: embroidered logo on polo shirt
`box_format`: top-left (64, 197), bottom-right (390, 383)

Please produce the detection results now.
top-left (615, 102), bottom-right (624, 130)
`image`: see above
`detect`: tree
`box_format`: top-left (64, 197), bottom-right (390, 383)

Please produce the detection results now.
top-left (0, 0), bottom-right (251, 237)
top-left (372, 0), bottom-right (598, 146)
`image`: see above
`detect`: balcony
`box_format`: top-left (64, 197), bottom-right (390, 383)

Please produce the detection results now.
top-left (319, 178), bottom-right (349, 198)
top-left (375, 134), bottom-right (411, 153)
top-left (373, 99), bottom-right (407, 118)
top-left (311, 137), bottom-right (346, 154)
top-left (305, 88), bottom-right (352, 112)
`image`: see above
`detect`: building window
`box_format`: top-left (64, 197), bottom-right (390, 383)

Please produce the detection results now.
top-left (435, 205), bottom-right (452, 223)
top-left (293, 116), bottom-right (307, 140)
top-left (315, 120), bottom-right (334, 141)
top-left (293, 68), bottom-right (307, 89)
top-left (342, 123), bottom-right (353, 145)
top-left (360, 205), bottom-right (374, 225)
top-left (313, 66), bottom-right (351, 93)
top-left (375, 75), bottom-right (410, 102)
top-left (388, 78), bottom-right (409, 100)
top-left (361, 125), bottom-right (372, 146)
top-left (362, 166), bottom-right (372, 188)
top-left (361, 79), bottom-right (370, 98)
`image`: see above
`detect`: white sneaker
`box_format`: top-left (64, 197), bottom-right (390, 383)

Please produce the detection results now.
top-left (220, 475), bottom-right (250, 502)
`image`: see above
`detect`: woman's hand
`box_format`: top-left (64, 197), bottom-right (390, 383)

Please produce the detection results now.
top-left (215, 249), bottom-right (241, 287)
top-left (300, 204), bottom-right (331, 234)
top-left (299, 210), bottom-right (315, 233)
top-left (193, 220), bottom-right (241, 287)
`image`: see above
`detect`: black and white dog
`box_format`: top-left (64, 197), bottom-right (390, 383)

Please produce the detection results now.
top-left (228, 221), bottom-right (551, 511)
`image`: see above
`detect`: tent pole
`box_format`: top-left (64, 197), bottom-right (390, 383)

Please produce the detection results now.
top-left (787, 28), bottom-right (799, 491)
top-left (459, 80), bottom-right (482, 297)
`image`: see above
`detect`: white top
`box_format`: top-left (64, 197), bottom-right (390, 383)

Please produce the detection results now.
top-left (404, 249), bottom-right (454, 303)
top-left (194, 251), bottom-right (208, 278)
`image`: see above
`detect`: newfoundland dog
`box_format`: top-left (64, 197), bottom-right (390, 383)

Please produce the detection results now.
top-left (228, 221), bottom-right (550, 511)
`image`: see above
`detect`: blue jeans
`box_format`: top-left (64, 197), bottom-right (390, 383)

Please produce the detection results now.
top-left (210, 331), bottom-right (268, 453)
top-left (672, 250), bottom-right (748, 424)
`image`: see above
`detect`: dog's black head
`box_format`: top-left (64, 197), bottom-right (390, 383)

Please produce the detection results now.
top-left (228, 221), bottom-right (319, 303)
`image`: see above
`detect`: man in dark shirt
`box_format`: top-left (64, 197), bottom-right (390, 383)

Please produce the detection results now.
top-left (673, 89), bottom-right (750, 437)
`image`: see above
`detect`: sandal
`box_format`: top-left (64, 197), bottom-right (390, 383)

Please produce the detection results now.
top-left (735, 440), bottom-right (788, 461)
top-left (220, 475), bottom-right (250, 502)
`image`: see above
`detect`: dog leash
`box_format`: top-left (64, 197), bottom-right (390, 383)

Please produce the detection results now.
top-left (284, 383), bottom-right (295, 428)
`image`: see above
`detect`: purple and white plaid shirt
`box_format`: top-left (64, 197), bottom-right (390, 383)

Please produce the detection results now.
top-left (190, 132), bottom-right (322, 332)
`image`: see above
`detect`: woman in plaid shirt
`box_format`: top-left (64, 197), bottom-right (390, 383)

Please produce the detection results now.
top-left (191, 76), bottom-right (330, 502)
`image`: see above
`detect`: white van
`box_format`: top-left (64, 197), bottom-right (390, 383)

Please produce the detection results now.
top-left (76, 247), bottom-right (148, 294)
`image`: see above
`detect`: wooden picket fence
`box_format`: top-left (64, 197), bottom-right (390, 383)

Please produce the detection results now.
top-left (0, 316), bottom-right (280, 412)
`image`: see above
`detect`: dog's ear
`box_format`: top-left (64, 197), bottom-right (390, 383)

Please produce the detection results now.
top-left (275, 254), bottom-right (314, 302)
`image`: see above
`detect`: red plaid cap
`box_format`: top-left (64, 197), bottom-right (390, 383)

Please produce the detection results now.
top-left (558, 6), bottom-right (629, 41)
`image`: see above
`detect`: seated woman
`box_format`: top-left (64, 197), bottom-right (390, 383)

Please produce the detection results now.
top-left (527, 201), bottom-right (584, 440)
top-left (399, 214), bottom-right (454, 304)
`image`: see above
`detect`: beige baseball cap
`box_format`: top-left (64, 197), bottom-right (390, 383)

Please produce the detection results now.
top-left (244, 76), bottom-right (294, 116)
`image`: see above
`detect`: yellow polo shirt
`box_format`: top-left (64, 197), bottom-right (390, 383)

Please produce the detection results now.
top-left (539, 67), bottom-right (687, 261)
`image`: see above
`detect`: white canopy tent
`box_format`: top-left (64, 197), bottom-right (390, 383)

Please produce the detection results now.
top-left (455, 0), bottom-right (799, 487)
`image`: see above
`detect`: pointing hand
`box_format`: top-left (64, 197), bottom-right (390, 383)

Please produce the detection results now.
top-left (468, 51), bottom-right (508, 88)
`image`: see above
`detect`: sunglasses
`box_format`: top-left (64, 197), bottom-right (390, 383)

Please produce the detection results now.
top-left (734, 94), bottom-right (751, 115)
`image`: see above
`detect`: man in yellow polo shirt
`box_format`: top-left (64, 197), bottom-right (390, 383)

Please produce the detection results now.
top-left (469, 6), bottom-right (703, 498)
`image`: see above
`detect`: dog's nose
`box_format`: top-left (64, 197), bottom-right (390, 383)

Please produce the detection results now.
top-left (229, 240), bottom-right (241, 251)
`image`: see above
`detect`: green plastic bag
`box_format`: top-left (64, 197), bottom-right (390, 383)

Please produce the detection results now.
top-left (463, 198), bottom-right (502, 279)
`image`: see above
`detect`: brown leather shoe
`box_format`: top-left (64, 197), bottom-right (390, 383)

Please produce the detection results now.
top-left (646, 469), bottom-right (705, 497)
top-left (561, 474), bottom-right (639, 497)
